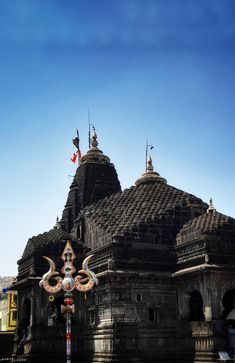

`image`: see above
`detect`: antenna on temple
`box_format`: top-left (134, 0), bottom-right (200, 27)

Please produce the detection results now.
top-left (145, 139), bottom-right (148, 172)
top-left (88, 109), bottom-right (95, 149)
top-left (88, 108), bottom-right (91, 149)
top-left (145, 139), bottom-right (154, 171)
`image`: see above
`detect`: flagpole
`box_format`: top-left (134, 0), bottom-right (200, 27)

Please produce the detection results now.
top-left (145, 139), bottom-right (148, 172)
top-left (77, 129), bottom-right (80, 167)
top-left (145, 140), bottom-right (154, 171)
top-left (88, 108), bottom-right (91, 149)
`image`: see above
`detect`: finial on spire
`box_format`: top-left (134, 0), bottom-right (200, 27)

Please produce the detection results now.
top-left (135, 153), bottom-right (167, 186)
top-left (146, 155), bottom-right (154, 172)
top-left (207, 198), bottom-right (216, 213)
top-left (88, 109), bottom-right (96, 149)
top-left (91, 127), bottom-right (98, 148)
top-left (54, 216), bottom-right (61, 229)
top-left (81, 126), bottom-right (110, 164)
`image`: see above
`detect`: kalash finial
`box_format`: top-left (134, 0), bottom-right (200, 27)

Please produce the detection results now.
top-left (147, 155), bottom-right (154, 172)
top-left (207, 198), bottom-right (216, 213)
top-left (80, 126), bottom-right (110, 164)
top-left (54, 216), bottom-right (61, 230)
top-left (91, 127), bottom-right (98, 148)
top-left (135, 151), bottom-right (167, 186)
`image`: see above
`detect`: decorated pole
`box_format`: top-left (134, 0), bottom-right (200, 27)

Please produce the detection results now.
top-left (39, 241), bottom-right (98, 363)
top-left (61, 293), bottom-right (74, 363)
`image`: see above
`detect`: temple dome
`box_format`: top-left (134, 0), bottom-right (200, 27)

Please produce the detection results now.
top-left (79, 179), bottom-right (206, 241)
top-left (72, 174), bottom-right (207, 273)
top-left (21, 225), bottom-right (70, 259)
top-left (176, 208), bottom-right (235, 246)
top-left (175, 201), bottom-right (235, 272)
top-left (135, 155), bottom-right (167, 186)
top-left (80, 129), bottom-right (110, 164)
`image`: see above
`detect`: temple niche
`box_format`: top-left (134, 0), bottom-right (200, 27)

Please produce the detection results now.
top-left (10, 131), bottom-right (235, 363)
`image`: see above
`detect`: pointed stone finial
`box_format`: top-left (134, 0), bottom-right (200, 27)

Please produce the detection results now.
top-left (91, 128), bottom-right (98, 148)
top-left (146, 155), bottom-right (154, 172)
top-left (54, 216), bottom-right (61, 229)
top-left (135, 155), bottom-right (167, 186)
top-left (81, 127), bottom-right (110, 164)
top-left (207, 198), bottom-right (216, 213)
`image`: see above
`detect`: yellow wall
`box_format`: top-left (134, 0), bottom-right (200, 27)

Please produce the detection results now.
top-left (0, 291), bottom-right (17, 331)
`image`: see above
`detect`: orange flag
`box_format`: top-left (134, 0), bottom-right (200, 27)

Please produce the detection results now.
top-left (70, 153), bottom-right (77, 163)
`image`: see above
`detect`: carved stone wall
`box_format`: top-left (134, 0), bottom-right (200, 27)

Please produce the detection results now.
top-left (76, 270), bottom-right (178, 363)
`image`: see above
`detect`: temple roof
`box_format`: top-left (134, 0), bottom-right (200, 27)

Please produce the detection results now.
top-left (80, 180), bottom-right (207, 238)
top-left (22, 227), bottom-right (70, 259)
top-left (176, 209), bottom-right (235, 245)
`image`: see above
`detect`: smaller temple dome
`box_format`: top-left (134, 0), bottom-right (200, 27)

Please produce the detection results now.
top-left (176, 208), bottom-right (235, 246)
top-left (175, 201), bottom-right (235, 272)
top-left (135, 155), bottom-right (167, 186)
top-left (22, 228), bottom-right (70, 259)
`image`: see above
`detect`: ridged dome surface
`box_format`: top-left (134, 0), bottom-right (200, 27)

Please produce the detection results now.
top-left (176, 210), bottom-right (235, 245)
top-left (22, 228), bottom-right (70, 258)
top-left (81, 181), bottom-right (207, 238)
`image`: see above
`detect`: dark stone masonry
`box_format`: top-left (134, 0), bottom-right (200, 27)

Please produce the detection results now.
top-left (8, 131), bottom-right (235, 363)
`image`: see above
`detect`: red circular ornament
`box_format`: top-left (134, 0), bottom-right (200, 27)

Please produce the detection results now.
top-left (64, 298), bottom-right (73, 305)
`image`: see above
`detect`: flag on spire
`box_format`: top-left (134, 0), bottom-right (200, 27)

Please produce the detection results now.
top-left (70, 153), bottom-right (77, 163)
top-left (71, 129), bottom-right (82, 164)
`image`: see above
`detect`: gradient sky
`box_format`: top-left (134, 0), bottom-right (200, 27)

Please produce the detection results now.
top-left (1, 0), bottom-right (235, 276)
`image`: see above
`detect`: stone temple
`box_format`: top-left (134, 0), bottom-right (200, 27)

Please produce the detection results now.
top-left (11, 131), bottom-right (235, 363)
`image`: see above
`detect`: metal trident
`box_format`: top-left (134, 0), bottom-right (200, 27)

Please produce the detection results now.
top-left (39, 241), bottom-right (98, 363)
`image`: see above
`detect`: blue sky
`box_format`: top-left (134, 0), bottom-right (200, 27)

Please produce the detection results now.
top-left (1, 0), bottom-right (235, 276)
